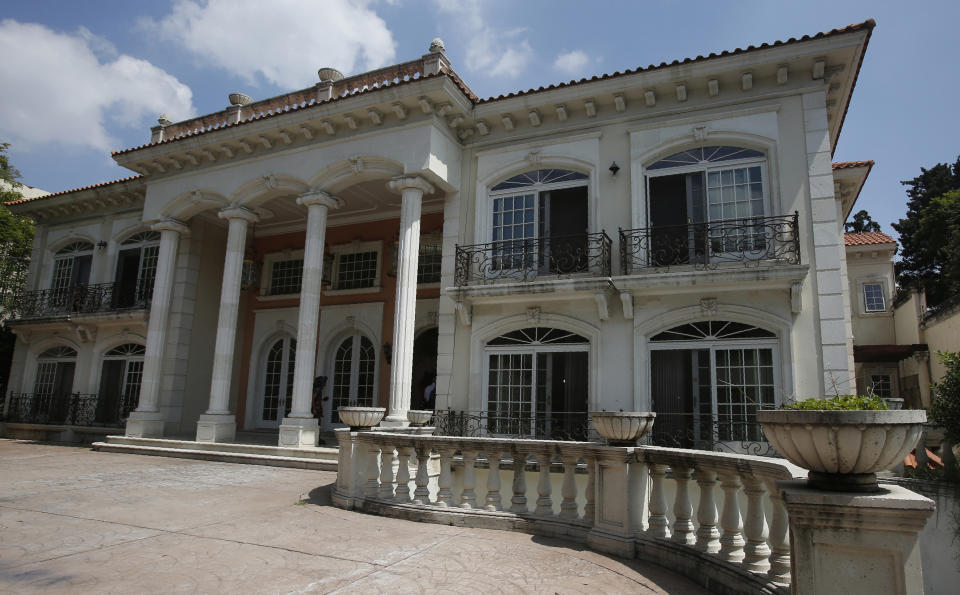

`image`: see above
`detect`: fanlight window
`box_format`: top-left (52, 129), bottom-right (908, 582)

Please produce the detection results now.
top-left (650, 321), bottom-right (775, 342)
top-left (39, 346), bottom-right (78, 359)
top-left (56, 242), bottom-right (94, 255)
top-left (122, 231), bottom-right (161, 245)
top-left (647, 146), bottom-right (765, 170)
top-left (105, 344), bottom-right (146, 357)
top-left (491, 168), bottom-right (588, 191)
top-left (487, 327), bottom-right (589, 346)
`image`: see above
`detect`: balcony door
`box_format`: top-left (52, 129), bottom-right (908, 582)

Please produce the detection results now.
top-left (50, 242), bottom-right (93, 311)
top-left (490, 169), bottom-right (588, 277)
top-left (115, 232), bottom-right (160, 308)
top-left (29, 346), bottom-right (77, 423)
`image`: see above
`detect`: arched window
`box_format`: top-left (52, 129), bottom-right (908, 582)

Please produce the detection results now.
top-left (331, 334), bottom-right (376, 423)
top-left (260, 336), bottom-right (296, 426)
top-left (648, 320), bottom-right (777, 449)
top-left (484, 327), bottom-right (588, 439)
top-left (51, 242), bottom-right (94, 292)
top-left (488, 168), bottom-right (589, 275)
top-left (24, 346), bottom-right (77, 424)
top-left (100, 343), bottom-right (146, 422)
top-left (116, 231), bottom-right (160, 307)
top-left (643, 145), bottom-right (770, 267)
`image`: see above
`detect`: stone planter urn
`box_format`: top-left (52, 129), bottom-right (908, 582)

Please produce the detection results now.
top-left (591, 411), bottom-right (656, 446)
top-left (338, 407), bottom-right (386, 431)
top-left (406, 410), bottom-right (433, 427)
top-left (758, 409), bottom-right (926, 492)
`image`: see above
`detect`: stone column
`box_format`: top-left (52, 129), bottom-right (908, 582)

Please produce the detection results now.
top-left (383, 175), bottom-right (434, 425)
top-left (196, 206), bottom-right (259, 443)
top-left (278, 191), bottom-right (342, 448)
top-left (779, 479), bottom-right (934, 595)
top-left (125, 218), bottom-right (189, 438)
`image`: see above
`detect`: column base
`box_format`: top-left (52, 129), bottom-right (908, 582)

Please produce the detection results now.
top-left (196, 414), bottom-right (236, 443)
top-left (125, 410), bottom-right (165, 438)
top-left (380, 415), bottom-right (410, 428)
top-left (278, 417), bottom-right (319, 448)
top-left (586, 529), bottom-right (636, 559)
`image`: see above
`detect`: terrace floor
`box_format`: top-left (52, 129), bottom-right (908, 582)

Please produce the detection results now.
top-left (0, 439), bottom-right (708, 594)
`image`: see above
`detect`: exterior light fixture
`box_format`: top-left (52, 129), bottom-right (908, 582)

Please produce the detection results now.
top-left (609, 162), bottom-right (620, 175)
top-left (96, 241), bottom-right (108, 250)
top-left (241, 250), bottom-right (260, 290)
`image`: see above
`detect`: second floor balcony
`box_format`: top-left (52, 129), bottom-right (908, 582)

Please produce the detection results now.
top-left (10, 282), bottom-right (152, 322)
top-left (454, 231), bottom-right (612, 287)
top-left (619, 213), bottom-right (800, 274)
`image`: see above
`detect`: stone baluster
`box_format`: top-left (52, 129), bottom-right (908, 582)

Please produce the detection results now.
top-left (510, 449), bottom-right (528, 513)
top-left (741, 476), bottom-right (771, 573)
top-left (413, 446), bottom-right (431, 505)
top-left (364, 443), bottom-right (380, 498)
top-left (765, 484), bottom-right (791, 584)
top-left (559, 453), bottom-right (579, 520)
top-left (485, 450), bottom-right (502, 511)
top-left (437, 447), bottom-right (455, 507)
top-left (378, 444), bottom-right (395, 500)
top-left (395, 446), bottom-right (412, 503)
top-left (718, 472), bottom-right (745, 563)
top-left (460, 449), bottom-right (478, 509)
top-left (695, 468), bottom-right (721, 553)
top-left (648, 463), bottom-right (670, 538)
top-left (583, 455), bottom-right (596, 524)
top-left (535, 451), bottom-right (554, 516)
top-left (670, 466), bottom-right (696, 545)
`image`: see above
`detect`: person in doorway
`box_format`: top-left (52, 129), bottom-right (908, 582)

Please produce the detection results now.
top-left (422, 372), bottom-right (436, 410)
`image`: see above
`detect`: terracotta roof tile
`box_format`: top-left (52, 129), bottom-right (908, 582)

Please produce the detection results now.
top-left (844, 231), bottom-right (896, 246)
top-left (833, 160), bottom-right (874, 169)
top-left (4, 175), bottom-right (143, 207)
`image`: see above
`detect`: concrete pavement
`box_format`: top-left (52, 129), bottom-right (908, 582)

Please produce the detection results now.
top-left (0, 439), bottom-right (708, 594)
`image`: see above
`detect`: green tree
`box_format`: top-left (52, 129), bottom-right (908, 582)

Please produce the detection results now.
top-left (929, 352), bottom-right (960, 444)
top-left (892, 156), bottom-right (960, 306)
top-left (0, 141), bottom-right (34, 399)
top-left (844, 209), bottom-right (882, 233)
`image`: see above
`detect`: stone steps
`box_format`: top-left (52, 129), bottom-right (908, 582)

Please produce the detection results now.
top-left (91, 436), bottom-right (338, 471)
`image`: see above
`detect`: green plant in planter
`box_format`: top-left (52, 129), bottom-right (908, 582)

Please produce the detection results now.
top-left (929, 351), bottom-right (960, 443)
top-left (784, 394), bottom-right (889, 411)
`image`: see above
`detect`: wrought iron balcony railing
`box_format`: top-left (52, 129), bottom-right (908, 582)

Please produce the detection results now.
top-left (454, 231), bottom-right (612, 286)
top-left (433, 409), bottom-right (596, 441)
top-left (2, 391), bottom-right (137, 427)
top-left (10, 282), bottom-right (151, 320)
top-left (619, 212), bottom-right (800, 274)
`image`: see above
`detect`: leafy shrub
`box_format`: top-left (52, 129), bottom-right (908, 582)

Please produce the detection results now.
top-left (784, 394), bottom-right (889, 410)
top-left (929, 351), bottom-right (960, 443)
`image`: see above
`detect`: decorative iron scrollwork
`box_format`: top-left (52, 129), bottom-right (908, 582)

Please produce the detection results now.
top-left (11, 282), bottom-right (152, 320)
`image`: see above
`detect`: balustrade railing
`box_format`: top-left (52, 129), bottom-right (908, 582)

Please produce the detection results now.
top-left (11, 282), bottom-right (151, 320)
top-left (619, 213), bottom-right (800, 274)
top-left (334, 430), bottom-right (803, 591)
top-left (433, 409), bottom-right (596, 441)
top-left (455, 231), bottom-right (612, 286)
top-left (2, 392), bottom-right (134, 427)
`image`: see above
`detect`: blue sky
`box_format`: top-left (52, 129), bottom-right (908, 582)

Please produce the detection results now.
top-left (2, 0), bottom-right (958, 237)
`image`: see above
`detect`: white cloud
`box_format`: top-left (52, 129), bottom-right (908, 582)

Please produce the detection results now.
top-left (553, 50), bottom-right (591, 76)
top-left (144, 0), bottom-right (397, 89)
top-left (432, 0), bottom-right (533, 78)
top-left (0, 20), bottom-right (194, 152)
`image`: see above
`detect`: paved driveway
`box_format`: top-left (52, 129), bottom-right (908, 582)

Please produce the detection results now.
top-left (0, 439), bottom-right (707, 594)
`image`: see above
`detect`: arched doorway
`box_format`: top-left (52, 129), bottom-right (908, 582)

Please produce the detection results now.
top-left (99, 343), bottom-right (145, 424)
top-left (483, 326), bottom-right (589, 439)
top-left (329, 332), bottom-right (376, 425)
top-left (648, 320), bottom-right (777, 448)
top-left (30, 345), bottom-right (77, 423)
top-left (257, 336), bottom-right (296, 428)
top-left (411, 327), bottom-right (438, 410)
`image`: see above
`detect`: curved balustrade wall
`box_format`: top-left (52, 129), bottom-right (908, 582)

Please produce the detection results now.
top-left (333, 430), bottom-right (804, 594)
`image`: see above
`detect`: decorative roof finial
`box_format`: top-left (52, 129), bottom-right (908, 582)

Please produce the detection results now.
top-left (157, 114), bottom-right (172, 126)
top-left (429, 38), bottom-right (446, 54)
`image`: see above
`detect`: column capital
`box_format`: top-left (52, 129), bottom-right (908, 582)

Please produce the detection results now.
top-left (387, 175), bottom-right (435, 196)
top-left (149, 217), bottom-right (190, 236)
top-left (297, 190), bottom-right (343, 209)
top-left (218, 205), bottom-right (259, 223)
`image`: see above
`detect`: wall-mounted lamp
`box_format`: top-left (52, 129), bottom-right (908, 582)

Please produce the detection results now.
top-left (96, 241), bottom-right (108, 250)
top-left (382, 343), bottom-right (393, 365)
top-left (609, 162), bottom-right (620, 176)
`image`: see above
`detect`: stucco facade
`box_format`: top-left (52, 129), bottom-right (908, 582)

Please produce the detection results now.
top-left (3, 21), bottom-right (876, 447)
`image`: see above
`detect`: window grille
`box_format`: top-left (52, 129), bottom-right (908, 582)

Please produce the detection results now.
top-left (334, 251), bottom-right (378, 290)
top-left (269, 259), bottom-right (304, 295)
top-left (863, 283), bottom-right (886, 312)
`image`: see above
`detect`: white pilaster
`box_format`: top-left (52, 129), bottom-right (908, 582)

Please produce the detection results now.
top-left (197, 206), bottom-right (259, 443)
top-left (383, 175), bottom-right (434, 425)
top-left (279, 191), bottom-right (342, 448)
top-left (126, 218), bottom-right (189, 438)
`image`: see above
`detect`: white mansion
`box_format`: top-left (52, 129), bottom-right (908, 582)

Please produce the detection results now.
top-left (3, 21), bottom-right (876, 449)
